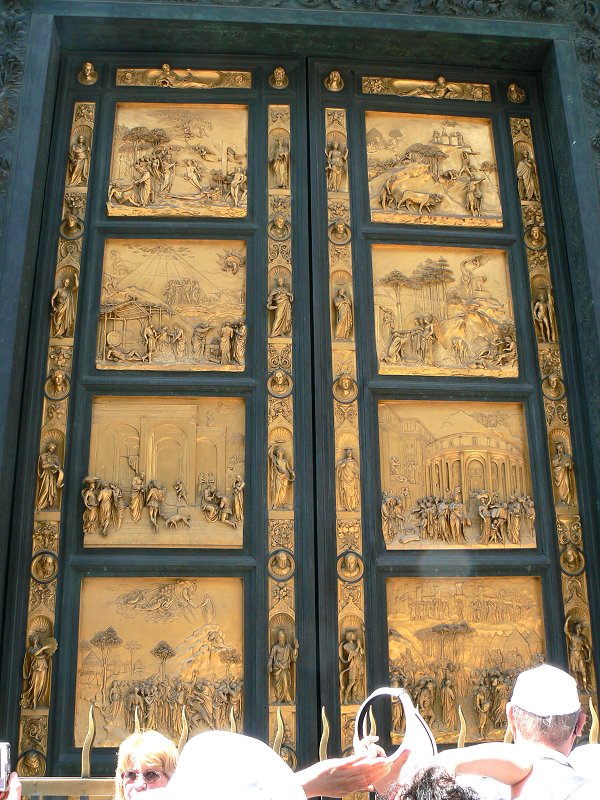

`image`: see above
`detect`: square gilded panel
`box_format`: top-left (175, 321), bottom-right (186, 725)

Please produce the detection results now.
top-left (107, 103), bottom-right (248, 217)
top-left (97, 239), bottom-right (246, 371)
top-left (74, 576), bottom-right (243, 746)
top-left (83, 396), bottom-right (245, 547)
top-left (386, 576), bottom-right (545, 743)
top-left (372, 245), bottom-right (517, 378)
top-left (379, 401), bottom-right (535, 549)
top-left (366, 112), bottom-right (502, 227)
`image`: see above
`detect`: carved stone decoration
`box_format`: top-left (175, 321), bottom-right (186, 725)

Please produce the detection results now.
top-left (84, 396), bottom-right (245, 547)
top-left (44, 368), bottom-right (70, 400)
top-left (267, 215), bottom-right (292, 240)
top-left (367, 111), bottom-right (502, 227)
top-left (326, 140), bottom-right (348, 192)
top-left (17, 751), bottom-right (46, 777)
top-left (50, 273), bottom-right (79, 338)
top-left (551, 437), bottom-right (576, 506)
top-left (269, 67), bottom-right (289, 90)
top-left (269, 520), bottom-right (294, 552)
top-left (74, 577), bottom-right (243, 745)
top-left (373, 245), bottom-right (518, 377)
top-left (379, 401), bottom-right (535, 549)
top-left (507, 83), bottom-right (527, 103)
top-left (116, 66), bottom-right (251, 89)
top-left (20, 617), bottom-right (58, 710)
top-left (96, 239), bottom-right (246, 371)
top-left (29, 580), bottom-right (56, 613)
top-left (67, 131), bottom-right (91, 187)
top-left (532, 286), bottom-right (557, 342)
top-left (362, 75), bottom-right (491, 102)
top-left (78, 61), bottom-right (98, 85)
top-left (32, 522), bottom-right (59, 554)
top-left (268, 549), bottom-right (295, 581)
top-left (328, 219), bottom-right (351, 245)
top-left (59, 212), bottom-right (84, 240)
top-left (387, 576), bottom-right (545, 744)
top-left (332, 287), bottom-right (354, 341)
top-left (107, 103), bottom-right (248, 217)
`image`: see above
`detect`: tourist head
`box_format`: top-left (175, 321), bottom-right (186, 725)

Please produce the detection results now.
top-left (163, 731), bottom-right (304, 799)
top-left (115, 731), bottom-right (177, 800)
top-left (393, 767), bottom-right (479, 800)
top-left (507, 663), bottom-right (584, 752)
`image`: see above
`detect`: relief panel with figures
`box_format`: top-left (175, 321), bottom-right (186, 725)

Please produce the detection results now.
top-left (366, 112), bottom-right (502, 227)
top-left (96, 239), bottom-right (246, 371)
top-left (107, 103), bottom-right (248, 217)
top-left (74, 577), bottom-right (243, 746)
top-left (83, 396), bottom-right (245, 547)
top-left (372, 245), bottom-right (517, 377)
top-left (386, 576), bottom-right (545, 744)
top-left (379, 401), bottom-right (535, 549)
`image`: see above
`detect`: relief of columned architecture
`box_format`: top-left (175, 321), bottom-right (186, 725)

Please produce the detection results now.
top-left (84, 396), bottom-right (245, 547)
top-left (379, 401), bottom-right (535, 549)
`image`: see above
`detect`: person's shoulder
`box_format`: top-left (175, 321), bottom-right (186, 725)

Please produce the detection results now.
top-left (569, 779), bottom-right (600, 800)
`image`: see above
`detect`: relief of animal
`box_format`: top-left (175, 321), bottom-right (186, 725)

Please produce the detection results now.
top-left (395, 189), bottom-right (443, 213)
top-left (163, 513), bottom-right (192, 529)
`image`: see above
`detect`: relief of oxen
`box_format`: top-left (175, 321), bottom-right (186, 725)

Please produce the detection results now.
top-left (379, 177), bottom-right (443, 214)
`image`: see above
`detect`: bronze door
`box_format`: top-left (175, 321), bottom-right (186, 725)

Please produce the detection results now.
top-left (13, 54), bottom-right (596, 775)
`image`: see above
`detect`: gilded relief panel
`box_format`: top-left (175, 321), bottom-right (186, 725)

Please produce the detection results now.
top-left (379, 401), bottom-right (535, 549)
top-left (387, 576), bottom-right (546, 744)
top-left (107, 103), bottom-right (248, 217)
top-left (366, 112), bottom-right (502, 227)
top-left (96, 239), bottom-right (246, 371)
top-left (372, 245), bottom-right (517, 377)
top-left (362, 76), bottom-right (491, 102)
top-left (84, 396), bottom-right (245, 547)
top-left (74, 577), bottom-right (243, 746)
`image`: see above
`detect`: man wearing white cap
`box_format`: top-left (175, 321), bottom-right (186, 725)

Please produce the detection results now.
top-left (506, 663), bottom-right (595, 799)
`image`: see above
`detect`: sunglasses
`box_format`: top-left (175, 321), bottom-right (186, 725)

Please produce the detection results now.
top-left (121, 770), bottom-right (165, 785)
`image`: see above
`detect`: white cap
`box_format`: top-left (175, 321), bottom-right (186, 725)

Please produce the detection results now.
top-left (163, 731), bottom-right (305, 800)
top-left (510, 664), bottom-right (580, 717)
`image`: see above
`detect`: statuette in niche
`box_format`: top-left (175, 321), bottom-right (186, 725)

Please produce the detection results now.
top-left (515, 152), bottom-right (539, 201)
top-left (20, 626), bottom-right (58, 709)
top-left (268, 277), bottom-right (293, 337)
top-left (324, 70), bottom-right (344, 92)
top-left (36, 444), bottom-right (64, 511)
top-left (552, 441), bottom-right (576, 505)
top-left (269, 67), bottom-right (289, 90)
top-left (336, 448), bottom-right (360, 511)
top-left (564, 616), bottom-right (592, 693)
top-left (532, 287), bottom-right (556, 343)
top-left (325, 141), bottom-right (348, 192)
top-left (333, 288), bottom-right (353, 340)
top-left (270, 138), bottom-right (290, 189)
top-left (67, 135), bottom-right (90, 186)
top-left (78, 61), bottom-right (98, 85)
top-left (50, 274), bottom-right (79, 337)
top-left (507, 83), bottom-right (526, 104)
top-left (268, 444), bottom-right (295, 509)
top-left (339, 630), bottom-right (365, 704)
top-left (268, 628), bottom-right (298, 703)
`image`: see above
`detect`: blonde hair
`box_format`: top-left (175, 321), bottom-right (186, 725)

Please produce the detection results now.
top-left (114, 731), bottom-right (178, 800)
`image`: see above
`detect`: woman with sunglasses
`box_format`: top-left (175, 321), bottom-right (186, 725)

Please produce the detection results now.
top-left (115, 732), bottom-right (177, 800)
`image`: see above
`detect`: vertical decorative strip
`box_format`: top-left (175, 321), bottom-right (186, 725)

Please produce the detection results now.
top-left (325, 108), bottom-right (367, 760)
top-left (266, 104), bottom-right (298, 768)
top-left (17, 102), bottom-right (95, 775)
top-left (511, 117), bottom-right (597, 706)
